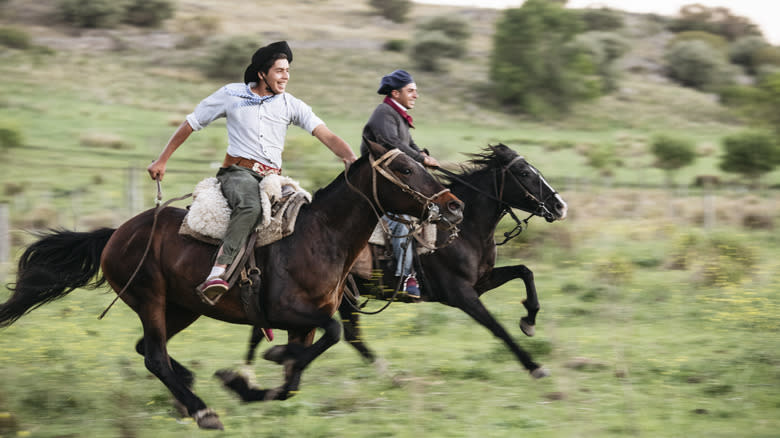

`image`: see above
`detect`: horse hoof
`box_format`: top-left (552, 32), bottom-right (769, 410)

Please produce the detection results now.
top-left (214, 369), bottom-right (240, 385)
top-left (263, 386), bottom-right (286, 401)
top-left (193, 408), bottom-right (224, 430)
top-left (520, 318), bottom-right (535, 337)
top-left (530, 367), bottom-right (550, 379)
top-left (373, 358), bottom-right (389, 375)
top-left (263, 345), bottom-right (288, 364)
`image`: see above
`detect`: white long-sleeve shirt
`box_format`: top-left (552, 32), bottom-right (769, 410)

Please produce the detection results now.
top-left (186, 83), bottom-right (324, 169)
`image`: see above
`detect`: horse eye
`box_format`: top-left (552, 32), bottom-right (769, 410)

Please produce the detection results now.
top-left (400, 168), bottom-right (412, 175)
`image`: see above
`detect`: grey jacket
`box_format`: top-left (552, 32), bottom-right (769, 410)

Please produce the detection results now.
top-left (360, 101), bottom-right (425, 163)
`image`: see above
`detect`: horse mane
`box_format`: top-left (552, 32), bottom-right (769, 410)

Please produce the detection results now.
top-left (439, 143), bottom-right (517, 186)
top-left (310, 153), bottom-right (370, 202)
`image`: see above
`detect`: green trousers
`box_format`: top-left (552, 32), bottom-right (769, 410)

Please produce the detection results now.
top-left (215, 165), bottom-right (265, 266)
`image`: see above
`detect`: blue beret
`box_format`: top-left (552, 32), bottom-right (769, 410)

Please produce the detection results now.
top-left (377, 69), bottom-right (414, 95)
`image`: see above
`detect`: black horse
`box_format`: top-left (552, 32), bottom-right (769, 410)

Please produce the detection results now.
top-left (0, 141), bottom-right (464, 430)
top-left (246, 144), bottom-right (567, 378)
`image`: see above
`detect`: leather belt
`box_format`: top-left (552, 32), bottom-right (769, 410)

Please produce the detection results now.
top-left (223, 154), bottom-right (281, 176)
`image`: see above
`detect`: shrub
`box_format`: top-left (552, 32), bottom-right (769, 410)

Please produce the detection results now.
top-left (411, 31), bottom-right (461, 72)
top-left (719, 130), bottom-right (780, 184)
top-left (418, 14), bottom-right (471, 42)
top-left (650, 134), bottom-right (696, 183)
top-left (584, 142), bottom-right (619, 176)
top-left (593, 255), bottom-right (634, 287)
top-left (567, 31), bottom-right (629, 92)
top-left (58, 0), bottom-right (124, 28)
top-left (668, 4), bottom-right (763, 41)
top-left (0, 26), bottom-right (31, 49)
top-left (0, 122), bottom-right (22, 149)
top-left (383, 39), bottom-right (406, 52)
top-left (579, 7), bottom-right (624, 31)
top-left (369, 0), bottom-right (411, 24)
top-left (753, 46), bottom-right (780, 70)
top-left (729, 36), bottom-right (769, 74)
top-left (200, 36), bottom-right (259, 81)
top-left (122, 0), bottom-right (174, 27)
top-left (663, 40), bottom-right (736, 90)
top-left (409, 14), bottom-right (470, 72)
top-left (669, 30), bottom-right (728, 52)
top-left (175, 15), bottom-right (221, 49)
top-left (667, 231), bottom-right (757, 286)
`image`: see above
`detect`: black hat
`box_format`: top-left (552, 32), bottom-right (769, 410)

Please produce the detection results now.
top-left (243, 41), bottom-right (293, 84)
top-left (377, 69), bottom-right (414, 95)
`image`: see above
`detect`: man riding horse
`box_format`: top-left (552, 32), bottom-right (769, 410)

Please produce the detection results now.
top-left (361, 69), bottom-right (440, 298)
top-left (147, 41), bottom-right (358, 300)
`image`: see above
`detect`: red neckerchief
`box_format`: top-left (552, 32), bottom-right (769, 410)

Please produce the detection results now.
top-left (383, 96), bottom-right (414, 128)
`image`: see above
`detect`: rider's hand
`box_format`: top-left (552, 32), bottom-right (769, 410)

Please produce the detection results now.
top-left (147, 160), bottom-right (166, 181)
top-left (422, 155), bottom-right (439, 168)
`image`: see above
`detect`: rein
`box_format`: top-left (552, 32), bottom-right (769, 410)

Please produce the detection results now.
top-left (344, 149), bottom-right (458, 247)
top-left (341, 149), bottom-right (457, 315)
top-left (98, 180), bottom-right (192, 319)
top-left (434, 156), bottom-right (556, 245)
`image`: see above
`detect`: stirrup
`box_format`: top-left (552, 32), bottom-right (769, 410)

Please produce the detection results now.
top-left (196, 277), bottom-right (229, 305)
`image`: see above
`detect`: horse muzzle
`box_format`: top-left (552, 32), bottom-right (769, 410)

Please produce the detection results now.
top-left (431, 192), bottom-right (464, 226)
top-left (542, 194), bottom-right (568, 222)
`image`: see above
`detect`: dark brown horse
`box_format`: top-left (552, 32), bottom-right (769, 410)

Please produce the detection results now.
top-left (0, 141), bottom-right (463, 430)
top-left (246, 144), bottom-right (567, 378)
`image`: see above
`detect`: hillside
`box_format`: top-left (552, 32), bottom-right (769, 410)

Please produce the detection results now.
top-left (0, 0), bottom-right (773, 230)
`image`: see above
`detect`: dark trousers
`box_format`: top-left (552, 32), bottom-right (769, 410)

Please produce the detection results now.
top-left (215, 165), bottom-right (264, 265)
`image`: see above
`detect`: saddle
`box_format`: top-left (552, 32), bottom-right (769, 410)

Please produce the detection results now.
top-left (179, 175), bottom-right (311, 247)
top-left (180, 175), bottom-right (311, 338)
top-left (355, 217), bottom-right (438, 279)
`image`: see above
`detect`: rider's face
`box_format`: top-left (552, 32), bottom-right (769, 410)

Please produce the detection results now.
top-left (259, 59), bottom-right (289, 94)
top-left (392, 83), bottom-right (418, 110)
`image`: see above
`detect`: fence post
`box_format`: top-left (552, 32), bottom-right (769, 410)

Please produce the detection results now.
top-left (0, 203), bottom-right (8, 282)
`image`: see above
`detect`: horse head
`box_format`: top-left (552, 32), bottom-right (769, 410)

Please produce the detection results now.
top-left (488, 144), bottom-right (567, 223)
top-left (363, 140), bottom-right (464, 227)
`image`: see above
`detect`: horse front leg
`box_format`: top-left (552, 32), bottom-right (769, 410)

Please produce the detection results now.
top-left (219, 318), bottom-right (342, 401)
top-left (338, 298), bottom-right (377, 363)
top-left (454, 291), bottom-right (548, 379)
top-left (138, 312), bottom-right (223, 430)
top-left (475, 264), bottom-right (539, 337)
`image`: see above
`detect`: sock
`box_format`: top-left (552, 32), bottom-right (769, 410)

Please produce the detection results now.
top-left (208, 266), bottom-right (226, 280)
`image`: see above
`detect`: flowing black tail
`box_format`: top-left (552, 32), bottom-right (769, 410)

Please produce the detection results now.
top-left (0, 228), bottom-right (115, 327)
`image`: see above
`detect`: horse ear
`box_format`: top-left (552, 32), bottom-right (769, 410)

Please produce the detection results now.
top-left (364, 138), bottom-right (390, 158)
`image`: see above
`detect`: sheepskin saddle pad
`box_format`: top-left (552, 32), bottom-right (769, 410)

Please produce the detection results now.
top-left (179, 174), bottom-right (312, 248)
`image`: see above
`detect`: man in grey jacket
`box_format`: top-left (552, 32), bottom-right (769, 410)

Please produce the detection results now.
top-left (360, 70), bottom-right (439, 298)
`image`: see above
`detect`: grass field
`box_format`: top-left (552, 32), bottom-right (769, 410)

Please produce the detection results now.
top-left (0, 0), bottom-right (779, 436)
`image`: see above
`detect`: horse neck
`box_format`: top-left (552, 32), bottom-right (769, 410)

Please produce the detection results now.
top-left (302, 163), bottom-right (381, 254)
top-left (450, 170), bottom-right (505, 240)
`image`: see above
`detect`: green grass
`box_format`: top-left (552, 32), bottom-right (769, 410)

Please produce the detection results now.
top-left (0, 225), bottom-right (777, 437)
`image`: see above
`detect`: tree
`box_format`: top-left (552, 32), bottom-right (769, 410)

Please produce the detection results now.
top-left (719, 131), bottom-right (780, 186)
top-left (490, 0), bottom-right (586, 116)
top-left (650, 134), bottom-right (697, 185)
